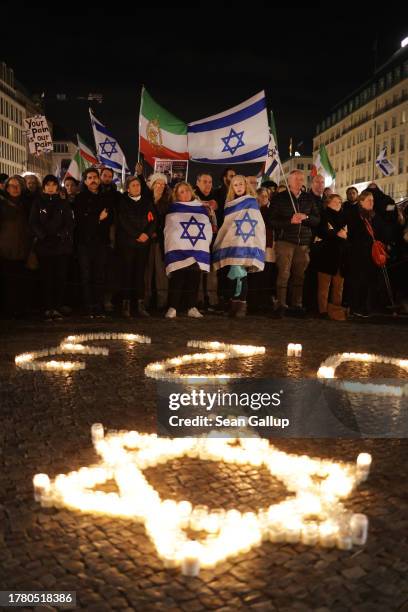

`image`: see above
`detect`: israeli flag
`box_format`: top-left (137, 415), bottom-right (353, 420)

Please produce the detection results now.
top-left (187, 91), bottom-right (269, 164)
top-left (375, 147), bottom-right (395, 177)
top-left (89, 109), bottom-right (129, 174)
top-left (212, 196), bottom-right (265, 271)
top-left (164, 200), bottom-right (212, 275)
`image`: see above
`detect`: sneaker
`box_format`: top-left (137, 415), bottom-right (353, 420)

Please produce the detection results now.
top-left (187, 307), bottom-right (203, 318)
top-left (44, 310), bottom-right (53, 321)
top-left (51, 309), bottom-right (63, 320)
top-left (165, 307), bottom-right (177, 319)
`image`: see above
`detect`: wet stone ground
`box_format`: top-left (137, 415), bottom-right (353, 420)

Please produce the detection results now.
top-left (0, 315), bottom-right (408, 611)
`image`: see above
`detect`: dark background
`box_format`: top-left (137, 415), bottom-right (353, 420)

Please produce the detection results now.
top-left (2, 3), bottom-right (407, 181)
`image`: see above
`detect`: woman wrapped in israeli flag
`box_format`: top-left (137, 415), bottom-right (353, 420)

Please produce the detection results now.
top-left (212, 175), bottom-right (266, 317)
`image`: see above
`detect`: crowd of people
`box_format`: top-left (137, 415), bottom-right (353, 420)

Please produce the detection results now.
top-left (0, 163), bottom-right (407, 321)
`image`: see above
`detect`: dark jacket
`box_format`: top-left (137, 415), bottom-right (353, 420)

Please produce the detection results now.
top-left (30, 194), bottom-right (74, 257)
top-left (266, 190), bottom-right (320, 246)
top-left (0, 193), bottom-right (31, 261)
top-left (152, 190), bottom-right (171, 255)
top-left (72, 188), bottom-right (114, 248)
top-left (115, 193), bottom-right (156, 250)
top-left (214, 184), bottom-right (228, 227)
top-left (347, 205), bottom-right (385, 260)
top-left (314, 207), bottom-right (349, 277)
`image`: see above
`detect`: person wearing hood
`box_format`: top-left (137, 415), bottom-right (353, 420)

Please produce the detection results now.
top-left (30, 175), bottom-right (74, 320)
top-left (365, 182), bottom-right (398, 244)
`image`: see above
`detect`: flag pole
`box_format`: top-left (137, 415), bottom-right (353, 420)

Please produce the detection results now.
top-left (276, 155), bottom-right (297, 214)
top-left (138, 85), bottom-right (144, 164)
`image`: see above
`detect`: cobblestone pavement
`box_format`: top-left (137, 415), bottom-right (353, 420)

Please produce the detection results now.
top-left (1, 315), bottom-right (408, 611)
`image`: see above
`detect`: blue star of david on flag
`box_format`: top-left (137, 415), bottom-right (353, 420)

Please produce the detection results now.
top-left (180, 216), bottom-right (207, 246)
top-left (221, 128), bottom-right (245, 155)
top-left (234, 211), bottom-right (258, 243)
top-left (99, 138), bottom-right (118, 159)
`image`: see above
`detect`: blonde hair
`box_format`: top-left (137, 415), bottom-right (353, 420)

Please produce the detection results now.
top-left (172, 181), bottom-right (196, 202)
top-left (226, 175), bottom-right (256, 202)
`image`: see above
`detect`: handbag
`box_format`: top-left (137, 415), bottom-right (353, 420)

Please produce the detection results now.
top-left (362, 218), bottom-right (388, 267)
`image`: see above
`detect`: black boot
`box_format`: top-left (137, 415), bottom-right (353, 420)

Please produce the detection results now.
top-left (235, 300), bottom-right (247, 318)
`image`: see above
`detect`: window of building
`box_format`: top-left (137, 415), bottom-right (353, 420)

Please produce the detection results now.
top-left (394, 66), bottom-right (401, 82)
top-left (402, 111), bottom-right (406, 124)
top-left (399, 158), bottom-right (404, 174)
top-left (384, 120), bottom-right (388, 131)
top-left (403, 61), bottom-right (408, 78)
top-left (386, 71), bottom-right (393, 87)
top-left (400, 134), bottom-right (405, 151)
top-left (376, 123), bottom-right (381, 135)
top-left (391, 137), bottom-right (396, 154)
top-left (297, 164), bottom-right (304, 170)
top-left (378, 77), bottom-right (385, 92)
top-left (392, 115), bottom-right (397, 128)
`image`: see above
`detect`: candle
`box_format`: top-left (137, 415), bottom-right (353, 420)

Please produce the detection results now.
top-left (33, 473), bottom-right (50, 501)
top-left (91, 423), bottom-right (104, 443)
top-left (356, 453), bottom-right (372, 481)
top-left (350, 514), bottom-right (368, 545)
top-left (294, 344), bottom-right (302, 357)
top-left (319, 521), bottom-right (337, 547)
top-left (301, 523), bottom-right (319, 546)
top-left (181, 541), bottom-right (201, 576)
top-left (287, 343), bottom-right (295, 357)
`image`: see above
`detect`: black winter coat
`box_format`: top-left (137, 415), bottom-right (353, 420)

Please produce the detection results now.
top-left (0, 193), bottom-right (31, 261)
top-left (115, 193), bottom-right (156, 250)
top-left (72, 188), bottom-right (114, 247)
top-left (314, 207), bottom-right (349, 277)
top-left (266, 190), bottom-right (320, 246)
top-left (30, 194), bottom-right (74, 257)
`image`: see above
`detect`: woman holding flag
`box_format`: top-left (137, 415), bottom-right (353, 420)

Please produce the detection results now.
top-left (212, 176), bottom-right (266, 317)
top-left (164, 182), bottom-right (212, 318)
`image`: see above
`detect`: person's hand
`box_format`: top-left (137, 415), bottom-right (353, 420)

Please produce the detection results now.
top-left (136, 232), bottom-right (149, 243)
top-left (99, 208), bottom-right (108, 221)
top-left (135, 162), bottom-right (143, 176)
top-left (337, 228), bottom-right (347, 239)
top-left (291, 213), bottom-right (302, 224)
top-left (297, 213), bottom-right (307, 221)
top-left (207, 199), bottom-right (218, 211)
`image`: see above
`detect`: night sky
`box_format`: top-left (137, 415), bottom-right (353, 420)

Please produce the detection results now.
top-left (2, 4), bottom-right (407, 181)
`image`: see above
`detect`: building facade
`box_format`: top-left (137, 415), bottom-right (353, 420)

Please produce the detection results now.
top-left (313, 44), bottom-right (408, 201)
top-left (0, 61), bottom-right (53, 178)
top-left (281, 155), bottom-right (313, 188)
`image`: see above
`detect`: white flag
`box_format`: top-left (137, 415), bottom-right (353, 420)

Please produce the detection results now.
top-left (187, 91), bottom-right (269, 164)
top-left (375, 147), bottom-right (395, 177)
top-left (89, 109), bottom-right (129, 175)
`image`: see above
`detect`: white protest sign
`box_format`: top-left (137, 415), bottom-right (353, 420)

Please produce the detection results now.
top-left (23, 115), bottom-right (53, 156)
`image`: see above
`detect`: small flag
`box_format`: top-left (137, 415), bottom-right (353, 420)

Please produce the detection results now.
top-left (89, 109), bottom-right (129, 175)
top-left (311, 144), bottom-right (336, 186)
top-left (375, 147), bottom-right (395, 176)
top-left (65, 135), bottom-right (98, 181)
